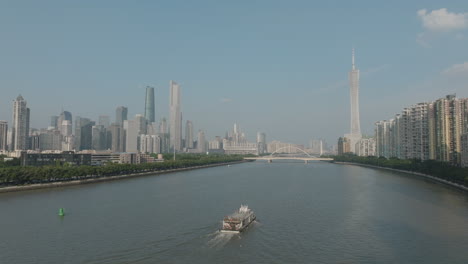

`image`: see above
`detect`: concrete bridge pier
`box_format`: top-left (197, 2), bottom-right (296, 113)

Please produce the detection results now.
top-left (268, 159), bottom-right (272, 163)
top-left (304, 160), bottom-right (308, 164)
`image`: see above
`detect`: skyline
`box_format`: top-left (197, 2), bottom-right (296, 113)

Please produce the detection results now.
top-left (1, 2), bottom-right (468, 144)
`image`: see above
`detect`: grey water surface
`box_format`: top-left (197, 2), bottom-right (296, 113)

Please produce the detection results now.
top-left (1, 161), bottom-right (467, 264)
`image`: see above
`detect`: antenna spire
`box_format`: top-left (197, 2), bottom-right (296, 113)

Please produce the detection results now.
top-left (352, 48), bottom-right (355, 70)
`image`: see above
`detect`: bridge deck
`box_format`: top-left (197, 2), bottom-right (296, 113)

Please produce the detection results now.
top-left (244, 157), bottom-right (333, 161)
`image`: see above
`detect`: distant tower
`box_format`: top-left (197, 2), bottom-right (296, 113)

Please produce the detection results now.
top-left (185, 120), bottom-right (194, 149)
top-left (349, 48), bottom-right (361, 135)
top-left (0, 121), bottom-right (7, 151)
top-left (115, 106), bottom-right (128, 125)
top-left (345, 49), bottom-right (362, 153)
top-left (169, 80), bottom-right (182, 151)
top-left (12, 95), bottom-right (30, 151)
top-left (144, 86), bottom-right (155, 123)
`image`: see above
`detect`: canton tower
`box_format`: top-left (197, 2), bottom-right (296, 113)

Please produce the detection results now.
top-left (349, 48), bottom-right (361, 135)
top-left (345, 49), bottom-right (362, 153)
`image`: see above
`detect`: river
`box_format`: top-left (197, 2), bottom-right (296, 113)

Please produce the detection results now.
top-left (1, 161), bottom-right (467, 263)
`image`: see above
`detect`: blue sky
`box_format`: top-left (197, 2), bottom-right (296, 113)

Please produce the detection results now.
top-left (1, 0), bottom-right (467, 145)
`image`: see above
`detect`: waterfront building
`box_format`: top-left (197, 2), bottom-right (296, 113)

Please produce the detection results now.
top-left (430, 95), bottom-right (462, 164)
top-left (20, 152), bottom-right (91, 166)
top-left (373, 94), bottom-right (468, 165)
top-left (169, 81), bottom-right (182, 151)
top-left (0, 121), bottom-right (8, 152)
top-left (355, 138), bottom-right (376, 157)
top-left (461, 133), bottom-right (468, 168)
top-left (144, 86), bottom-right (155, 123)
top-left (185, 120), bottom-right (194, 149)
top-left (345, 49), bottom-right (362, 153)
top-left (12, 95), bottom-right (30, 151)
top-left (115, 106), bottom-right (128, 125)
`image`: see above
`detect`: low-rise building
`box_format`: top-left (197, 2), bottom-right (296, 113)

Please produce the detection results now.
top-left (20, 151), bottom-right (91, 166)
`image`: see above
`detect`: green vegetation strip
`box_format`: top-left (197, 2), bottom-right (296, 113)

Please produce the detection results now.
top-left (0, 154), bottom-right (245, 187)
top-left (332, 155), bottom-right (468, 188)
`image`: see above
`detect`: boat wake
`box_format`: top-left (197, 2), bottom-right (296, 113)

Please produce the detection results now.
top-left (206, 230), bottom-right (238, 249)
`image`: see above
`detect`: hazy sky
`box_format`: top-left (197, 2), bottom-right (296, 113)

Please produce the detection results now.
top-left (1, 1), bottom-right (467, 145)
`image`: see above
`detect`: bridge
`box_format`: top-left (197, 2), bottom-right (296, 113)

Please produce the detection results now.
top-left (244, 146), bottom-right (333, 163)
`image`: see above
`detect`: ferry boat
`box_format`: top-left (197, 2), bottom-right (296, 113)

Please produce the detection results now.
top-left (220, 205), bottom-right (256, 233)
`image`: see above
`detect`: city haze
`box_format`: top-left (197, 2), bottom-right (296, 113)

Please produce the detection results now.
top-left (1, 1), bottom-right (468, 144)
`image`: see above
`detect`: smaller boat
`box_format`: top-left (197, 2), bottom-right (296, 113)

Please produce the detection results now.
top-left (220, 205), bottom-right (256, 233)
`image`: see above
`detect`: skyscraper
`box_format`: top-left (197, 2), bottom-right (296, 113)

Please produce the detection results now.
top-left (169, 80), bottom-right (182, 151)
top-left (99, 115), bottom-right (110, 128)
top-left (257, 132), bottom-right (267, 154)
top-left (12, 95), bottom-right (30, 151)
top-left (74, 117), bottom-right (94, 151)
top-left (50, 116), bottom-right (59, 129)
top-left (185, 120), bottom-right (194, 149)
top-left (144, 86), bottom-right (155, 123)
top-left (345, 49), bottom-right (362, 152)
top-left (0, 121), bottom-right (7, 151)
top-left (115, 106), bottom-right (128, 125)
top-left (197, 130), bottom-right (206, 153)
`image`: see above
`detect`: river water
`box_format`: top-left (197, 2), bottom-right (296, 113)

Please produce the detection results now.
top-left (1, 161), bottom-right (467, 264)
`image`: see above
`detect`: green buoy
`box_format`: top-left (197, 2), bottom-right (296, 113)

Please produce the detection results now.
top-left (58, 208), bottom-right (65, 216)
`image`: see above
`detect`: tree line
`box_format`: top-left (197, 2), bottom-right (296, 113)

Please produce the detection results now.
top-left (0, 154), bottom-right (245, 186)
top-left (332, 154), bottom-right (468, 187)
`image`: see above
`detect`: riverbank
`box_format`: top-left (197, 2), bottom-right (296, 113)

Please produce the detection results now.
top-left (0, 160), bottom-right (247, 194)
top-left (334, 161), bottom-right (468, 192)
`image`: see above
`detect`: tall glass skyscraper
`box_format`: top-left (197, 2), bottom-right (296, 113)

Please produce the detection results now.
top-left (169, 81), bottom-right (182, 151)
top-left (115, 106), bottom-right (128, 125)
top-left (12, 95), bottom-right (30, 151)
top-left (185, 120), bottom-right (194, 149)
top-left (144, 86), bottom-right (155, 123)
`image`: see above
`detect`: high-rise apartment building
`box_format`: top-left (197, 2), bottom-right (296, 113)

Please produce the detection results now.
top-left (115, 106), bottom-right (128, 125)
top-left (0, 121), bottom-right (7, 151)
top-left (144, 86), bottom-right (155, 123)
top-left (12, 95), bottom-right (30, 151)
top-left (185, 120), bottom-right (194, 149)
top-left (374, 94), bottom-right (468, 165)
top-left (169, 81), bottom-right (182, 151)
